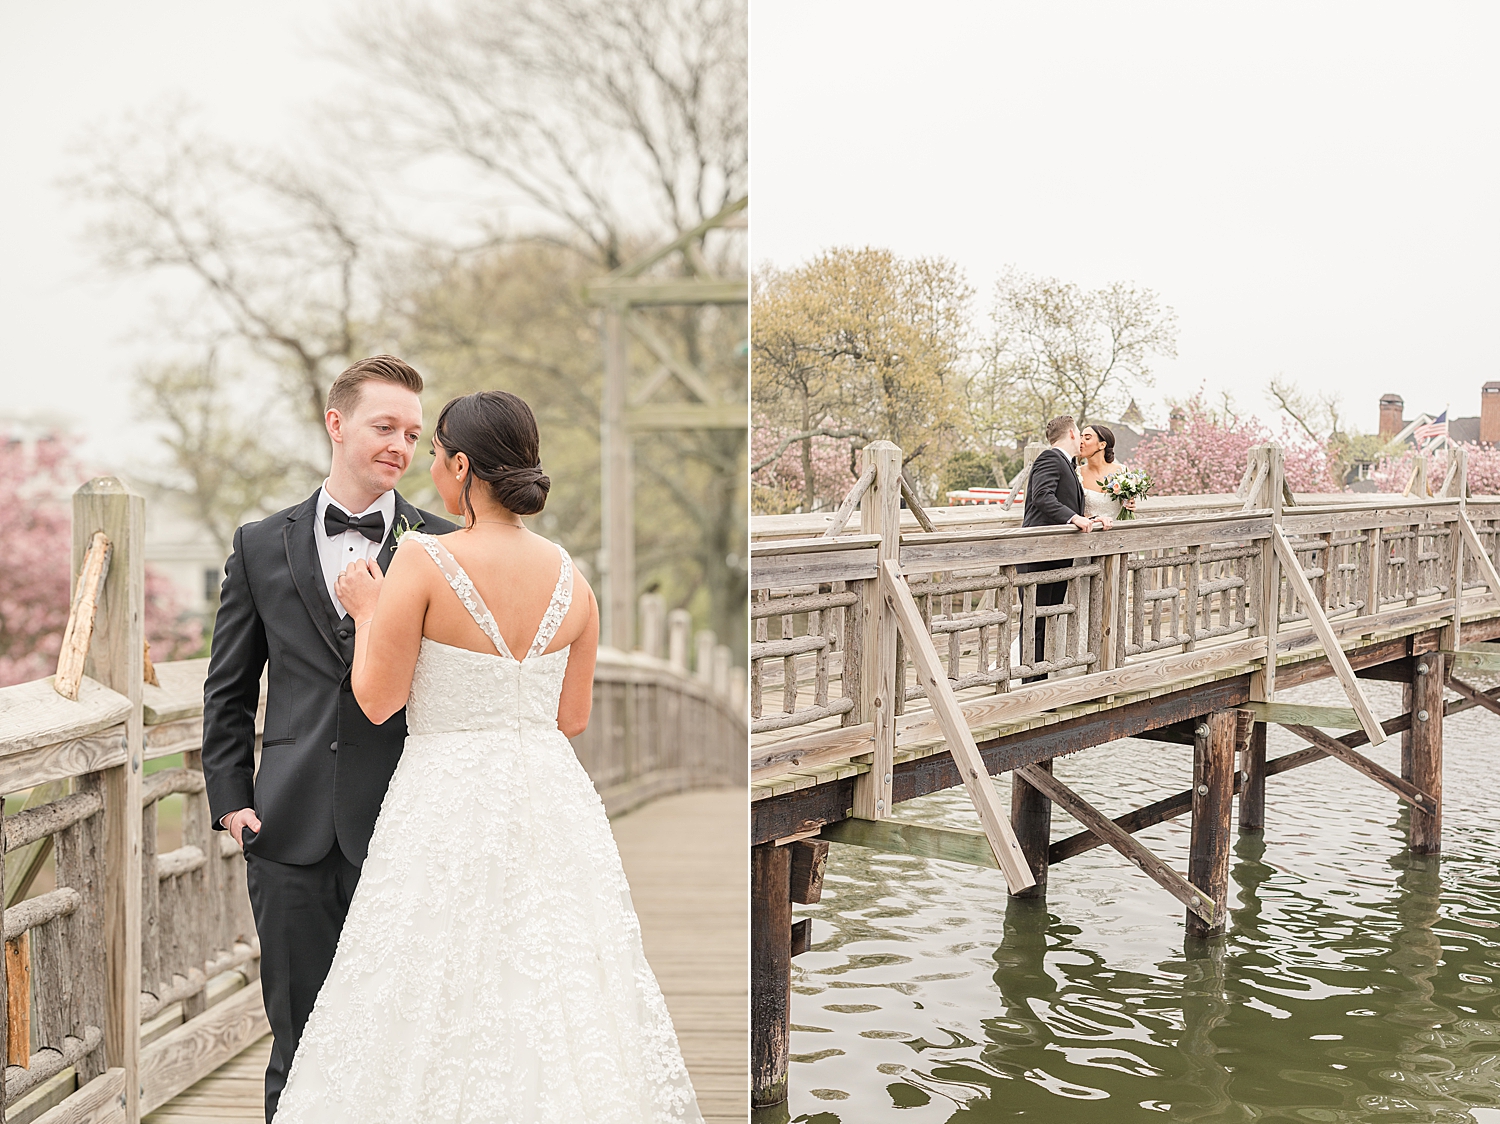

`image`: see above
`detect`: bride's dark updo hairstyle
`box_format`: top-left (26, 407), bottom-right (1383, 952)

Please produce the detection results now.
top-left (433, 390), bottom-right (551, 521)
top-left (1086, 423), bottom-right (1117, 464)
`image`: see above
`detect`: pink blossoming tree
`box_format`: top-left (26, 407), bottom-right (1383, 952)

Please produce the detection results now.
top-left (1128, 396), bottom-right (1339, 496)
top-left (1372, 443), bottom-right (1500, 496)
top-left (0, 435), bottom-right (202, 688)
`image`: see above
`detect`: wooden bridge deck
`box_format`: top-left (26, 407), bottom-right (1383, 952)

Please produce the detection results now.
top-left (141, 787), bottom-right (748, 1124)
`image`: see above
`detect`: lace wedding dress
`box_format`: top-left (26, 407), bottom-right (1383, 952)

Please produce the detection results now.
top-left (275, 533), bottom-right (702, 1124)
top-left (1082, 488), bottom-right (1120, 522)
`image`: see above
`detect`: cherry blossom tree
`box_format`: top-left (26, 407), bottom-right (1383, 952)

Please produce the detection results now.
top-left (1372, 443), bottom-right (1500, 496)
top-left (1129, 396), bottom-right (1338, 496)
top-left (0, 435), bottom-right (202, 688)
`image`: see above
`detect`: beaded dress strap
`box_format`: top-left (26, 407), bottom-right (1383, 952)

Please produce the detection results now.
top-left (410, 533), bottom-right (513, 659)
top-left (526, 545), bottom-right (574, 659)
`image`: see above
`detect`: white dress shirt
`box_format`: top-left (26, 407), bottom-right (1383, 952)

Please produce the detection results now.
top-left (316, 484), bottom-right (396, 618)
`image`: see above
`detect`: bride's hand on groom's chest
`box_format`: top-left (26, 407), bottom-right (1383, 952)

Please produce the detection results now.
top-left (335, 559), bottom-right (384, 621)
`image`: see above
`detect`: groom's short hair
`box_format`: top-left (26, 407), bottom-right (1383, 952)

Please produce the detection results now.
top-left (1045, 415), bottom-right (1076, 444)
top-left (326, 356), bottom-right (424, 417)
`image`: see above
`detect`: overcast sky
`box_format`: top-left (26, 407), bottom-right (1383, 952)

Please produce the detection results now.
top-left (749, 2), bottom-right (1500, 435)
top-left (0, 0), bottom-right (347, 467)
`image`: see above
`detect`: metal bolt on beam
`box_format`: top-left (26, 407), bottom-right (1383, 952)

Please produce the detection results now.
top-left (1417, 710), bottom-right (1430, 722)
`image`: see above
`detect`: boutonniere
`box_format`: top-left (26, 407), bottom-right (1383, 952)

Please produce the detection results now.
top-left (393, 514), bottom-right (424, 544)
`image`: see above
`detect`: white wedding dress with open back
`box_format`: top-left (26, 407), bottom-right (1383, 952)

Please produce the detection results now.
top-left (274, 532), bottom-right (702, 1124)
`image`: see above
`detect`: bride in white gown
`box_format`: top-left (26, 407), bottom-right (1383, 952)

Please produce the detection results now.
top-left (274, 390), bottom-right (702, 1123)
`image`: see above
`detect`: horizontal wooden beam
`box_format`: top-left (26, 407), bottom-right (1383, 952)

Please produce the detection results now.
top-left (1282, 724), bottom-right (1437, 810)
top-left (899, 513), bottom-right (1273, 573)
top-left (626, 404), bottom-right (746, 430)
top-left (1142, 720), bottom-right (1198, 745)
top-left (28, 1065), bottom-right (124, 1124)
top-left (820, 817), bottom-right (997, 870)
top-left (584, 279), bottom-right (747, 305)
top-left (1445, 648), bottom-right (1500, 672)
top-left (1243, 702), bottom-right (1360, 729)
top-left (753, 675), bottom-right (1257, 845)
top-left (1014, 765), bottom-right (1216, 924)
top-left (140, 979), bottom-right (269, 1114)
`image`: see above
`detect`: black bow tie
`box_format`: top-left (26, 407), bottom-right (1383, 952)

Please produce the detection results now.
top-left (323, 507), bottom-right (386, 543)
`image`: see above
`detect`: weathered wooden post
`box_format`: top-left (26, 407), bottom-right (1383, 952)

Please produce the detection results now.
top-left (1237, 722), bottom-right (1267, 834)
top-left (1010, 760), bottom-right (1052, 896)
top-left (694, 630), bottom-right (715, 684)
top-left (1446, 447), bottom-right (1468, 653)
top-left (1243, 445), bottom-right (1283, 836)
top-left (73, 477), bottom-right (143, 1122)
top-left (638, 593), bottom-right (665, 659)
top-left (749, 842), bottom-right (790, 1109)
top-left (666, 609), bottom-right (691, 672)
top-left (1407, 651), bottom-right (1443, 853)
top-left (600, 300), bottom-right (635, 650)
top-left (853, 441), bottom-right (901, 822)
top-left (1187, 709), bottom-right (1245, 937)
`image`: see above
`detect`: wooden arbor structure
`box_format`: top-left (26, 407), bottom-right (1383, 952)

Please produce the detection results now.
top-left (0, 478), bottom-right (746, 1124)
top-left (584, 196), bottom-right (748, 649)
top-left (749, 439), bottom-right (1500, 1109)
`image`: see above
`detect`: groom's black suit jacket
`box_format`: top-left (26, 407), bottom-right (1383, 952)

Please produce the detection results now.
top-left (1020, 446), bottom-right (1085, 574)
top-left (201, 489), bottom-right (456, 867)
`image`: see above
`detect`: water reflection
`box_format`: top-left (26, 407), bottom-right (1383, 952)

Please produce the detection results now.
top-left (771, 679), bottom-right (1500, 1122)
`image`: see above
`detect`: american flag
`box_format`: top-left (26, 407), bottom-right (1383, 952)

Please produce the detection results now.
top-left (1414, 410), bottom-right (1448, 449)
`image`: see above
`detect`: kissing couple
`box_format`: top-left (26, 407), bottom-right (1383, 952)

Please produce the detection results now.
top-left (201, 356), bottom-right (702, 1122)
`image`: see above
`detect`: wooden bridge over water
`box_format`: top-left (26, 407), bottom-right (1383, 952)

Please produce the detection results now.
top-left (0, 478), bottom-right (746, 1124)
top-left (749, 440), bottom-right (1500, 1110)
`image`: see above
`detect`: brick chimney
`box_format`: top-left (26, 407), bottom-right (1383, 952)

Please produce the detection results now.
top-left (1379, 394), bottom-right (1404, 439)
top-left (1484, 382), bottom-right (1500, 445)
top-left (1168, 407), bottom-right (1186, 434)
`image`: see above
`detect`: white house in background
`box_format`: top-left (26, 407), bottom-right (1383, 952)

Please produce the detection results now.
top-left (133, 483), bottom-right (231, 624)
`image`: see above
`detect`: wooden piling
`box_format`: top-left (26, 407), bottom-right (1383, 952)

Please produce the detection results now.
top-left (1408, 652), bottom-right (1443, 853)
top-left (1010, 759), bottom-right (1052, 896)
top-left (750, 842), bottom-right (791, 1108)
top-left (1187, 710), bottom-right (1242, 937)
top-left (1238, 722), bottom-right (1267, 834)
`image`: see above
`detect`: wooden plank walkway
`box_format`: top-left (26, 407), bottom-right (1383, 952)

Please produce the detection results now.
top-left (615, 787), bottom-right (749, 1124)
top-left (143, 786), bottom-right (748, 1123)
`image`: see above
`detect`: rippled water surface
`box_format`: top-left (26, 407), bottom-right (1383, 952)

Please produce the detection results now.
top-left (765, 678), bottom-right (1500, 1123)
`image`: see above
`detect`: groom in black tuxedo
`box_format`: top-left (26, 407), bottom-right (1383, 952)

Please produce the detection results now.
top-left (1020, 415), bottom-right (1106, 683)
top-left (201, 356), bottom-right (456, 1121)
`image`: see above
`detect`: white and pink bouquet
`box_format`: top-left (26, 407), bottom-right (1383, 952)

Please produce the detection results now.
top-left (1101, 467), bottom-right (1152, 519)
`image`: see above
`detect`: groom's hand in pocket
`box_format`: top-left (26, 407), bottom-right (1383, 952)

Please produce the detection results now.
top-left (223, 808), bottom-right (262, 850)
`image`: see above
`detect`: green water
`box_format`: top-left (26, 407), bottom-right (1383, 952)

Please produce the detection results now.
top-left (764, 677), bottom-right (1500, 1123)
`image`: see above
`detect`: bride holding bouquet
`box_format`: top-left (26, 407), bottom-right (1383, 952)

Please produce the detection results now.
top-left (1077, 424), bottom-right (1149, 521)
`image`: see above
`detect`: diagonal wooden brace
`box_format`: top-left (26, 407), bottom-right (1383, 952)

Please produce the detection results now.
top-left (821, 463), bottom-right (878, 540)
top-left (1014, 764), bottom-right (1216, 925)
top-left (1456, 511), bottom-right (1500, 597)
top-left (1282, 724), bottom-right (1437, 810)
top-left (879, 561), bottom-right (1035, 892)
top-left (1273, 527), bottom-right (1386, 745)
top-left (1446, 674), bottom-right (1500, 719)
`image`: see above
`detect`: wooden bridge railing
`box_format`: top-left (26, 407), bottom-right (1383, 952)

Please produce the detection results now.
top-left (751, 441), bottom-right (1500, 784)
top-left (0, 478), bottom-right (746, 1124)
